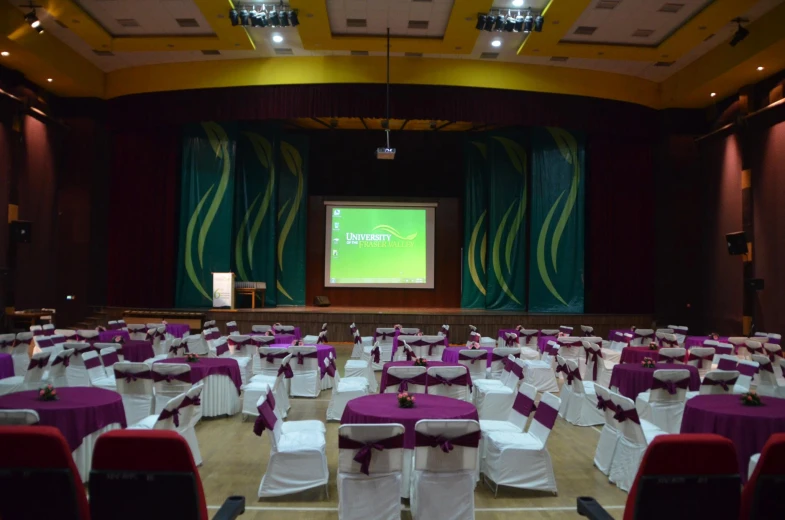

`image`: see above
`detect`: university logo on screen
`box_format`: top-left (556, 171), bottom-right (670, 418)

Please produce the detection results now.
top-left (345, 225), bottom-right (418, 248)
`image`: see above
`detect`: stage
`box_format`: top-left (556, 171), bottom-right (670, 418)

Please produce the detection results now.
top-left (108, 306), bottom-right (653, 343)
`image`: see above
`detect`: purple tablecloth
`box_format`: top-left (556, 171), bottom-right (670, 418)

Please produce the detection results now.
top-left (99, 330), bottom-right (131, 343)
top-left (619, 347), bottom-right (687, 365)
top-left (0, 353), bottom-right (14, 379)
top-left (0, 387), bottom-right (126, 451)
top-left (156, 357), bottom-right (242, 392)
top-left (120, 340), bottom-right (155, 363)
top-left (680, 394), bottom-right (785, 483)
top-left (340, 393), bottom-right (478, 449)
top-left (392, 336), bottom-right (448, 359)
top-left (249, 331), bottom-right (298, 344)
top-left (441, 346), bottom-right (494, 368)
top-left (609, 363), bottom-right (700, 400)
top-left (166, 324), bottom-right (190, 338)
top-left (684, 336), bottom-right (730, 350)
top-left (537, 335), bottom-right (558, 354)
top-left (270, 343), bottom-right (336, 376)
top-left (380, 361), bottom-right (470, 393)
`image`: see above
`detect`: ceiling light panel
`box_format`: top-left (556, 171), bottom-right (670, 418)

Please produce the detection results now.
top-left (326, 0), bottom-right (454, 38)
top-left (73, 0), bottom-right (214, 36)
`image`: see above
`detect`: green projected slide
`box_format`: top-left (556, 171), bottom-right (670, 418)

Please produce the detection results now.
top-left (327, 207), bottom-right (428, 285)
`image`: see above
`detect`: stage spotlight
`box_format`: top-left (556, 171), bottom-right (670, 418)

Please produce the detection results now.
top-left (290, 10), bottom-right (299, 27)
top-left (269, 10), bottom-right (280, 26)
top-left (476, 14), bottom-right (486, 31)
top-left (259, 11), bottom-right (268, 27)
top-left (514, 15), bottom-right (524, 32)
top-left (504, 16), bottom-right (515, 32)
top-left (523, 14), bottom-right (533, 32)
top-left (483, 13), bottom-right (494, 31)
top-left (534, 15), bottom-right (544, 32)
top-left (250, 10), bottom-right (261, 27)
top-left (239, 8), bottom-right (250, 26)
top-left (24, 10), bottom-right (40, 29)
top-left (493, 15), bottom-right (505, 31)
top-left (729, 20), bottom-right (749, 47)
top-left (229, 9), bottom-right (239, 26)
top-left (280, 11), bottom-right (290, 27)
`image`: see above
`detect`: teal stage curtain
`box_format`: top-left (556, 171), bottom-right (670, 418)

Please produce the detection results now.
top-left (276, 134), bottom-right (309, 306)
top-left (460, 138), bottom-right (489, 309)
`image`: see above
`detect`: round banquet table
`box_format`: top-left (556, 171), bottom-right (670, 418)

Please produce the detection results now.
top-left (619, 347), bottom-right (687, 365)
top-left (380, 360), bottom-right (472, 393)
top-left (684, 336), bottom-right (730, 350)
top-left (98, 330), bottom-right (131, 343)
top-left (165, 324), bottom-right (191, 338)
top-left (269, 343), bottom-right (337, 388)
top-left (341, 393), bottom-right (479, 498)
top-left (155, 357), bottom-right (242, 417)
top-left (0, 387), bottom-right (126, 481)
top-left (119, 340), bottom-right (155, 362)
top-left (680, 394), bottom-right (785, 483)
top-left (609, 363), bottom-right (700, 400)
top-left (0, 352), bottom-right (14, 379)
top-left (441, 346), bottom-right (494, 368)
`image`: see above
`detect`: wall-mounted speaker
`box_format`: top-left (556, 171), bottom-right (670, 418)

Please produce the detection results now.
top-left (726, 231), bottom-right (748, 255)
top-left (313, 296), bottom-right (331, 307)
top-left (9, 221), bottom-right (32, 243)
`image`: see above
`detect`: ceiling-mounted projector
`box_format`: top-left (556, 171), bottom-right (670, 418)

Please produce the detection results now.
top-left (376, 147), bottom-right (396, 160)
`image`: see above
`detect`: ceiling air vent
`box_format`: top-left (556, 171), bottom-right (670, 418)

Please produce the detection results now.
top-left (54, 19), bottom-right (68, 29)
top-left (176, 18), bottom-right (200, 28)
top-left (658, 3), bottom-right (685, 13)
top-left (596, 0), bottom-right (621, 9)
top-left (92, 50), bottom-right (115, 56)
top-left (350, 50), bottom-right (369, 56)
top-left (346, 18), bottom-right (367, 28)
top-left (479, 52), bottom-right (499, 59)
top-left (654, 61), bottom-right (674, 67)
top-left (632, 29), bottom-right (654, 37)
top-left (201, 50), bottom-right (220, 55)
top-left (405, 52), bottom-right (423, 57)
top-left (274, 48), bottom-right (294, 55)
top-left (574, 26), bottom-right (597, 35)
top-left (550, 56), bottom-right (569, 62)
top-left (408, 20), bottom-right (429, 30)
top-left (116, 19), bottom-right (140, 28)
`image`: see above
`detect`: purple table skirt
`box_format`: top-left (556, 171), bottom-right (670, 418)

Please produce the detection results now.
top-left (156, 357), bottom-right (242, 392)
top-left (392, 336), bottom-right (448, 359)
top-left (609, 363), bottom-right (700, 400)
top-left (0, 353), bottom-right (14, 379)
top-left (619, 347), bottom-right (688, 365)
top-left (166, 324), bottom-right (190, 338)
top-left (270, 343), bottom-right (336, 376)
top-left (120, 340), bottom-right (155, 363)
top-left (537, 335), bottom-right (558, 354)
top-left (684, 336), bottom-right (730, 350)
top-left (681, 394), bottom-right (785, 483)
top-left (99, 330), bottom-right (131, 343)
top-left (340, 393), bottom-right (478, 449)
top-left (441, 346), bottom-right (494, 368)
top-left (0, 387), bottom-right (126, 451)
top-left (380, 361), bottom-right (471, 393)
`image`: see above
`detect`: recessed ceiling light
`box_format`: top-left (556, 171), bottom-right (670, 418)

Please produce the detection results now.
top-left (491, 39), bottom-right (502, 47)
top-left (47, 78), bottom-right (53, 82)
top-left (512, 0), bottom-right (524, 6)
top-left (757, 66), bottom-right (764, 71)
top-left (0, 51), bottom-right (8, 57)
top-left (710, 92), bottom-right (716, 97)
top-left (272, 34), bottom-right (283, 43)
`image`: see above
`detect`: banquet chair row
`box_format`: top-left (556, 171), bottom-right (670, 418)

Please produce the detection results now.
top-left (383, 365), bottom-right (473, 401)
top-left (325, 357), bottom-right (370, 420)
top-left (474, 356), bottom-right (526, 419)
top-left (244, 353), bottom-right (293, 419)
top-left (0, 426), bottom-right (245, 520)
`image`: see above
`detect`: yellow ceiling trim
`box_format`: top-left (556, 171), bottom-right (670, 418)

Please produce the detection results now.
top-left (291, 0), bottom-right (492, 54)
top-left (519, 0), bottom-right (758, 62)
top-left (0, 1), bottom-right (103, 97)
top-left (104, 55), bottom-right (661, 108)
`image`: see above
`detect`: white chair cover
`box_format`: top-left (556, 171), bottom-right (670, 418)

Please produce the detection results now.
top-left (326, 358), bottom-right (369, 421)
top-left (151, 363), bottom-right (192, 414)
top-left (83, 351), bottom-right (116, 390)
top-left (245, 354), bottom-right (292, 420)
top-left (0, 409), bottom-right (40, 425)
top-left (0, 351), bottom-right (51, 395)
top-left (128, 393), bottom-right (187, 431)
top-left (688, 346), bottom-right (715, 377)
top-left (751, 354), bottom-right (785, 398)
top-left (113, 362), bottom-right (154, 425)
top-left (479, 382), bottom-right (538, 464)
top-left (44, 348), bottom-right (74, 388)
top-left (384, 366), bottom-right (426, 394)
top-left (457, 349), bottom-right (488, 381)
top-left (563, 359), bottom-right (604, 426)
top-left (593, 385), bottom-right (620, 475)
top-left (697, 370), bottom-right (740, 395)
top-left (288, 346), bottom-right (321, 397)
top-left (426, 365), bottom-right (471, 401)
top-left (179, 383), bottom-right (204, 465)
top-left (475, 358), bottom-right (523, 420)
top-left (635, 369), bottom-right (690, 433)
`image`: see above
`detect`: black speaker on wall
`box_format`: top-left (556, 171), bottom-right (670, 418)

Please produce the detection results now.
top-left (313, 296), bottom-right (331, 307)
top-left (9, 221), bottom-right (32, 243)
top-left (726, 231), bottom-right (748, 255)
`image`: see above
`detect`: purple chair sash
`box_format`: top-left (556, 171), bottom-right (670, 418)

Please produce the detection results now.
top-left (338, 434), bottom-right (405, 476)
top-left (634, 331), bottom-right (654, 339)
top-left (52, 355), bottom-right (70, 367)
top-left (253, 401), bottom-right (278, 436)
top-left (414, 431), bottom-right (480, 452)
top-left (108, 323), bottom-right (120, 330)
top-left (492, 352), bottom-right (520, 362)
top-left (440, 326), bottom-right (449, 338)
top-left (512, 393), bottom-right (536, 417)
top-left (158, 407), bottom-right (180, 427)
top-left (657, 353), bottom-right (683, 363)
top-left (101, 352), bottom-right (119, 367)
top-left (228, 337), bottom-right (253, 346)
top-left (717, 358), bottom-right (737, 371)
top-left (262, 351), bottom-right (289, 364)
top-left (52, 336), bottom-right (66, 345)
top-left (702, 377), bottom-right (738, 391)
top-left (371, 347), bottom-right (380, 364)
top-left (533, 402), bottom-right (558, 429)
top-left (425, 372), bottom-right (472, 392)
top-left (596, 395), bottom-right (616, 412)
top-left (566, 367), bottom-right (582, 384)
top-left (458, 351), bottom-right (487, 364)
top-left (504, 334), bottom-right (517, 347)
top-left (404, 348), bottom-right (415, 361)
top-left (295, 351), bottom-right (318, 365)
top-left (521, 331), bottom-right (538, 342)
top-left (508, 362), bottom-right (524, 380)
top-left (613, 407), bottom-right (641, 424)
top-left (317, 334), bottom-right (328, 344)
top-left (385, 372), bottom-right (428, 392)
top-left (27, 355), bottom-right (50, 370)
top-left (36, 338), bottom-right (54, 348)
top-left (376, 331), bottom-right (393, 340)
top-left (737, 363), bottom-right (759, 377)
top-left (152, 371), bottom-right (192, 384)
top-left (354, 335), bottom-right (362, 345)
top-left (555, 363), bottom-right (567, 376)
top-left (767, 351), bottom-right (783, 362)
top-left (651, 377), bottom-right (690, 395)
top-left (215, 343), bottom-right (229, 357)
top-left (265, 390), bottom-right (275, 410)
top-left (181, 394), bottom-right (201, 407)
top-left (322, 363), bottom-right (336, 379)
top-left (227, 325), bottom-right (238, 334)
top-left (659, 338), bottom-right (679, 347)
top-left (690, 352), bottom-right (715, 362)
top-left (586, 349), bottom-right (603, 381)
top-left (759, 362), bottom-right (775, 373)
top-left (204, 331), bottom-right (220, 341)
top-left (114, 369), bottom-right (153, 383)
top-left (84, 356), bottom-right (102, 370)
top-left (278, 364), bottom-right (293, 379)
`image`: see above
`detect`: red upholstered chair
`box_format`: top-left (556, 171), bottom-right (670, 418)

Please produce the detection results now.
top-left (0, 425), bottom-right (90, 520)
top-left (89, 430), bottom-right (244, 520)
top-left (741, 433), bottom-right (785, 520)
top-left (577, 434), bottom-right (740, 520)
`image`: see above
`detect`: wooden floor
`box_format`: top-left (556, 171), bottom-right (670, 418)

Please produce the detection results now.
top-left (195, 343), bottom-right (629, 519)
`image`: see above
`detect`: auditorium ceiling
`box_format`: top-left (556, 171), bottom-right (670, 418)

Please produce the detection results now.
top-left (1, 0), bottom-right (785, 108)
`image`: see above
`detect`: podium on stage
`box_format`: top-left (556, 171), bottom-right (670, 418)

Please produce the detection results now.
top-left (212, 272), bottom-right (235, 309)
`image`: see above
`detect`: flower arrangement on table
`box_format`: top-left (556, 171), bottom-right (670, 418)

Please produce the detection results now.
top-left (185, 353), bottom-right (200, 363)
top-left (292, 340), bottom-right (304, 346)
top-left (648, 341), bottom-right (659, 351)
top-left (740, 390), bottom-right (762, 407)
top-left (515, 324), bottom-right (523, 332)
top-left (413, 357), bottom-right (428, 367)
top-left (264, 330), bottom-right (274, 337)
top-left (641, 357), bottom-right (655, 368)
top-left (394, 324), bottom-right (402, 331)
top-left (631, 326), bottom-right (637, 332)
top-left (38, 384), bottom-right (58, 401)
top-left (273, 322), bottom-right (281, 328)
top-left (709, 332), bottom-right (720, 340)
top-left (96, 325), bottom-right (106, 332)
top-left (113, 335), bottom-right (125, 345)
top-left (468, 341), bottom-right (480, 350)
top-left (416, 331), bottom-right (423, 337)
top-left (398, 391), bottom-right (416, 408)
top-left (557, 332), bottom-right (568, 338)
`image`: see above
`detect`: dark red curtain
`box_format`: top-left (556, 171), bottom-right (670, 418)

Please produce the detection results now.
top-left (107, 127), bottom-right (179, 307)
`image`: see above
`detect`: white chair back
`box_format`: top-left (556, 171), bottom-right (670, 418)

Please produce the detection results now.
top-left (0, 333), bottom-right (16, 354)
top-left (54, 329), bottom-right (76, 339)
top-left (178, 383), bottom-right (204, 431)
top-left (763, 343), bottom-right (783, 361)
top-left (490, 347), bottom-right (519, 377)
top-left (289, 346), bottom-right (319, 372)
top-left (528, 392), bottom-right (560, 445)
top-left (24, 351), bottom-right (51, 386)
top-left (426, 365), bottom-right (471, 401)
top-left (127, 324), bottom-right (148, 340)
top-left (457, 349), bottom-right (487, 380)
top-left (338, 424), bottom-right (406, 475)
top-left (203, 320), bottom-right (216, 329)
top-left (559, 326), bottom-right (574, 334)
top-left (0, 409), bottom-right (40, 425)
top-left (540, 329), bottom-right (559, 336)
top-left (114, 362), bottom-right (153, 395)
top-left (99, 347), bottom-right (120, 375)
top-left (384, 366), bottom-right (426, 394)
top-left (66, 343), bottom-right (93, 386)
top-left (688, 347), bottom-right (715, 376)
top-left (565, 359), bottom-right (586, 394)
top-left (649, 369), bottom-right (690, 403)
top-left (609, 392), bottom-right (646, 445)
top-left (657, 347), bottom-right (686, 364)
top-left (581, 325), bottom-right (594, 336)
top-left (667, 325), bottom-right (688, 344)
top-left (184, 335), bottom-right (208, 356)
top-left (82, 351), bottom-right (108, 386)
top-left (519, 329), bottom-right (539, 347)
top-left (583, 341), bottom-right (607, 382)
top-left (630, 329), bottom-right (654, 347)
top-left (273, 324), bottom-right (295, 333)
top-left (657, 332), bottom-right (681, 349)
top-left (413, 419), bottom-right (480, 472)
top-left (751, 354), bottom-right (779, 391)
top-left (700, 370), bottom-right (740, 395)
top-left (375, 328), bottom-right (396, 346)
top-left (152, 393), bottom-right (187, 430)
top-left (12, 333), bottom-right (34, 376)
top-left (151, 363), bottom-right (192, 412)
top-left (227, 335), bottom-right (252, 356)
top-left (252, 324), bottom-right (271, 333)
top-left (745, 340), bottom-right (765, 358)
top-left (258, 347), bottom-right (287, 375)
top-left (595, 385), bottom-right (618, 430)
top-left (736, 359), bottom-right (759, 390)
top-left (507, 382), bottom-right (538, 431)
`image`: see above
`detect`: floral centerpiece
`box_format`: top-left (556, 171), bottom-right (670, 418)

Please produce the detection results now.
top-left (292, 339), bottom-right (304, 346)
top-left (38, 384), bottom-right (58, 401)
top-left (113, 335), bottom-right (125, 345)
top-left (413, 357), bottom-right (428, 367)
top-left (265, 330), bottom-right (274, 337)
top-left (185, 353), bottom-right (200, 363)
top-left (398, 391), bottom-right (415, 408)
top-left (468, 341), bottom-right (480, 350)
top-left (96, 325), bottom-right (106, 332)
top-left (631, 326), bottom-right (637, 332)
top-left (740, 390), bottom-right (762, 407)
top-left (648, 341), bottom-right (659, 351)
top-left (394, 324), bottom-right (402, 331)
top-left (709, 332), bottom-right (720, 340)
top-left (641, 357), bottom-right (655, 368)
top-left (557, 332), bottom-right (568, 338)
